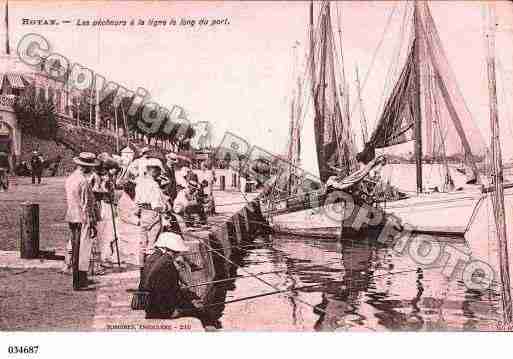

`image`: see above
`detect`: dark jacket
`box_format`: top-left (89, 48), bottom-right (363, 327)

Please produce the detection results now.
top-left (165, 164), bottom-right (178, 202)
top-left (139, 248), bottom-right (180, 319)
top-left (0, 152), bottom-right (9, 170)
top-left (30, 155), bottom-right (43, 172)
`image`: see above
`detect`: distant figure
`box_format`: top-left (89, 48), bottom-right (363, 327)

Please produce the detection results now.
top-left (173, 180), bottom-right (207, 227)
top-left (165, 152), bottom-right (179, 204)
top-left (175, 165), bottom-right (191, 190)
top-left (198, 162), bottom-right (216, 214)
top-left (30, 150), bottom-right (44, 185)
top-left (138, 232), bottom-right (189, 319)
top-left (49, 155), bottom-right (62, 177)
top-left (64, 152), bottom-right (100, 290)
top-left (0, 151), bottom-right (10, 192)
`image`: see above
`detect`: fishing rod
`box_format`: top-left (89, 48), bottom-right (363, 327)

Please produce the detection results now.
top-left (184, 269), bottom-right (288, 289)
top-left (201, 279), bottom-right (342, 309)
top-left (126, 269), bottom-right (288, 293)
top-left (108, 192), bottom-right (121, 267)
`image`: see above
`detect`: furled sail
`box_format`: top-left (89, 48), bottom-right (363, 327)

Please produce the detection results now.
top-left (312, 1), bottom-right (355, 183)
top-left (358, 1), bottom-right (486, 182)
top-left (358, 41), bottom-right (418, 164)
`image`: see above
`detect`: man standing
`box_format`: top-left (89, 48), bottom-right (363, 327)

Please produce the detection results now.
top-left (165, 152), bottom-right (178, 204)
top-left (64, 152), bottom-right (100, 290)
top-left (135, 159), bottom-right (170, 267)
top-left (30, 150), bottom-right (44, 185)
top-left (0, 151), bottom-right (10, 192)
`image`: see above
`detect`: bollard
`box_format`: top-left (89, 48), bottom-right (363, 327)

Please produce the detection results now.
top-left (242, 207), bottom-right (251, 233)
top-left (19, 202), bottom-right (40, 259)
top-left (247, 181), bottom-right (256, 193)
top-left (225, 221), bottom-right (237, 246)
top-left (236, 213), bottom-right (248, 242)
top-left (219, 175), bottom-right (226, 191)
top-left (233, 215), bottom-right (243, 244)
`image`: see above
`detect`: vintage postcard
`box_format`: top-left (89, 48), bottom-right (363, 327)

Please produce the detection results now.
top-left (1, 0), bottom-right (513, 344)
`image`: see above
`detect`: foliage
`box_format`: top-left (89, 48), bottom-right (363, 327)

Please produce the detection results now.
top-left (115, 96), bottom-right (196, 149)
top-left (14, 86), bottom-right (59, 140)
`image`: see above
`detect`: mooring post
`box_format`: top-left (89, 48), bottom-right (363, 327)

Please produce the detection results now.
top-left (232, 173), bottom-right (237, 188)
top-left (233, 214), bottom-right (243, 244)
top-left (242, 207), bottom-right (251, 233)
top-left (19, 202), bottom-right (40, 259)
top-left (338, 202), bottom-right (346, 242)
top-left (236, 213), bottom-right (248, 242)
top-left (219, 175), bottom-right (226, 191)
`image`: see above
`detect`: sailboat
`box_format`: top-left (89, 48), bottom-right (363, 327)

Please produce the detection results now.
top-left (357, 0), bottom-right (513, 236)
top-left (265, 0), bottom-right (390, 239)
top-left (268, 0), bottom-right (513, 239)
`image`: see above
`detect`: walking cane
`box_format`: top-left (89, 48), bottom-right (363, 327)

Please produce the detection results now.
top-left (108, 190), bottom-right (121, 267)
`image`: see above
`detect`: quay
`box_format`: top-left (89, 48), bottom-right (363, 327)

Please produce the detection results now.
top-left (0, 170), bottom-right (271, 331)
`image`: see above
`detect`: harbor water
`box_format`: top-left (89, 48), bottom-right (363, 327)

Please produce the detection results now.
top-left (199, 233), bottom-right (504, 331)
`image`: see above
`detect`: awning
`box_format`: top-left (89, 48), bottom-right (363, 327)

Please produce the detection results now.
top-left (5, 73), bottom-right (26, 90)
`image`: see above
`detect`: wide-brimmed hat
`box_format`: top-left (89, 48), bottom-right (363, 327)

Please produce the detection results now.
top-left (155, 232), bottom-right (189, 252)
top-left (145, 158), bottom-right (162, 168)
top-left (140, 146), bottom-right (151, 155)
top-left (166, 152), bottom-right (178, 162)
top-left (187, 180), bottom-right (199, 188)
top-left (73, 152), bottom-right (100, 167)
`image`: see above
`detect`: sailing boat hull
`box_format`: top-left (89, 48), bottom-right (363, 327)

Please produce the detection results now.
top-left (270, 187), bottom-right (513, 240)
top-left (270, 199), bottom-right (390, 241)
top-left (382, 190), bottom-right (485, 236)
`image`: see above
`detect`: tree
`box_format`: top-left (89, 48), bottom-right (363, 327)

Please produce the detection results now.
top-left (118, 96), bottom-right (196, 149)
top-left (14, 86), bottom-right (58, 140)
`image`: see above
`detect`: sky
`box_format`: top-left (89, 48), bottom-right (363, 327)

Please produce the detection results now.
top-left (3, 1), bottom-right (513, 174)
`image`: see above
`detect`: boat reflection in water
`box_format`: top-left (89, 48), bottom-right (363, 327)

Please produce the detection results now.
top-left (204, 234), bottom-right (503, 331)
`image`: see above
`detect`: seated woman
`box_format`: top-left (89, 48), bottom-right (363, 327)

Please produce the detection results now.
top-left (173, 180), bottom-right (207, 227)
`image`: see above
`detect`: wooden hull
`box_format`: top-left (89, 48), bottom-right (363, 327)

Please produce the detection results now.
top-left (382, 190), bottom-right (485, 235)
top-left (270, 202), bottom-right (389, 241)
top-left (271, 187), bottom-right (513, 240)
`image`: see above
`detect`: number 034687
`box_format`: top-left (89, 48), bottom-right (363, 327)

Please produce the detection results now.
top-left (8, 345), bottom-right (39, 354)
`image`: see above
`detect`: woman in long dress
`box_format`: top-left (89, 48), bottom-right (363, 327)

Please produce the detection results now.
top-left (116, 181), bottom-right (144, 266)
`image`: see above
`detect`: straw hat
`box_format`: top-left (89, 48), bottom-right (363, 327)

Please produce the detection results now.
top-left (187, 180), bottom-right (199, 188)
top-left (146, 158), bottom-right (162, 168)
top-left (166, 152), bottom-right (178, 162)
top-left (154, 232), bottom-right (189, 252)
top-left (73, 152), bottom-right (100, 167)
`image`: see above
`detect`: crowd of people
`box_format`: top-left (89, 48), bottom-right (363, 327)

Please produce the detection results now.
top-left (63, 146), bottom-right (217, 294)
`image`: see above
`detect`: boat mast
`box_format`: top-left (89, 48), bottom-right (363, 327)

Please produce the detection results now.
top-left (485, 2), bottom-right (512, 324)
top-left (4, 0), bottom-right (9, 55)
top-left (287, 43), bottom-right (297, 195)
top-left (413, 0), bottom-right (423, 193)
top-left (355, 65), bottom-right (369, 145)
top-left (419, 1), bottom-right (481, 184)
top-left (309, 0), bottom-right (315, 99)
